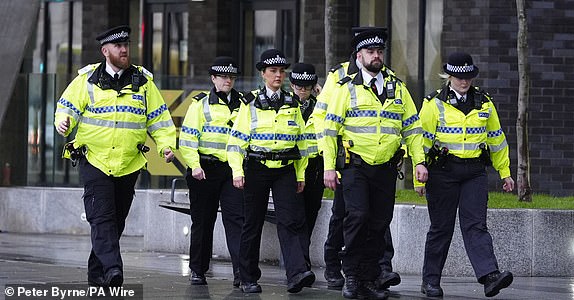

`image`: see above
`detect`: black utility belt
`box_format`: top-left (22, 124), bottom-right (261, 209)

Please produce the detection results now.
top-left (246, 152), bottom-right (300, 161)
top-left (347, 152), bottom-right (394, 168)
top-left (199, 154), bottom-right (225, 165)
top-left (446, 154), bottom-right (483, 164)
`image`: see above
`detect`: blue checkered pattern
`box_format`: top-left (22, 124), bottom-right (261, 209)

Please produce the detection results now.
top-left (58, 98), bottom-right (82, 116)
top-left (423, 131), bottom-right (436, 140)
top-left (488, 128), bottom-right (504, 138)
top-left (303, 133), bottom-right (316, 140)
top-left (346, 110), bottom-right (378, 118)
top-left (231, 130), bottom-right (250, 141)
top-left (251, 133), bottom-right (275, 140)
top-left (436, 126), bottom-right (463, 134)
top-left (203, 126), bottom-right (230, 134)
top-left (466, 126), bottom-right (486, 134)
top-left (380, 111), bottom-right (402, 120)
top-left (182, 126), bottom-right (201, 137)
top-left (402, 114), bottom-right (420, 127)
top-left (147, 104), bottom-right (167, 120)
top-left (87, 105), bottom-right (145, 115)
top-left (326, 113), bottom-right (344, 124)
top-left (275, 134), bottom-right (298, 141)
top-left (478, 112), bottom-right (490, 118)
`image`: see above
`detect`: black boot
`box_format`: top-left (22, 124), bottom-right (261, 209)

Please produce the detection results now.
top-left (324, 269), bottom-right (345, 290)
top-left (483, 270), bottom-right (513, 297)
top-left (342, 276), bottom-right (359, 299)
top-left (360, 281), bottom-right (389, 300)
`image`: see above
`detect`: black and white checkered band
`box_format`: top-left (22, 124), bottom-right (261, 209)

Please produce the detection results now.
top-left (446, 63), bottom-right (474, 73)
top-left (100, 31), bottom-right (129, 44)
top-left (356, 36), bottom-right (384, 50)
top-left (291, 72), bottom-right (317, 81)
top-left (211, 64), bottom-right (238, 74)
top-left (263, 55), bottom-right (287, 65)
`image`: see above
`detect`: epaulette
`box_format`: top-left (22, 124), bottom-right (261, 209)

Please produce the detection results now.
top-left (329, 63), bottom-right (343, 73)
top-left (242, 92), bottom-right (256, 104)
top-left (193, 92), bottom-right (207, 101)
top-left (78, 64), bottom-right (96, 75)
top-left (473, 87), bottom-right (491, 104)
top-left (337, 76), bottom-right (352, 85)
top-left (140, 66), bottom-right (154, 80)
top-left (424, 90), bottom-right (440, 102)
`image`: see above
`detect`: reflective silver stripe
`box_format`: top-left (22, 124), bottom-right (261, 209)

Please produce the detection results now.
top-left (439, 142), bottom-right (463, 150)
top-left (299, 149), bottom-right (308, 156)
top-left (249, 102), bottom-right (258, 134)
top-left (81, 116), bottom-right (146, 129)
top-left (348, 81), bottom-right (358, 108)
top-left (402, 127), bottom-right (423, 137)
top-left (324, 129), bottom-right (338, 137)
top-left (202, 97), bottom-right (212, 122)
top-left (148, 119), bottom-right (175, 133)
top-left (346, 125), bottom-right (377, 134)
top-left (249, 144), bottom-right (272, 152)
top-left (434, 98), bottom-right (446, 127)
top-left (199, 141), bottom-right (227, 149)
top-left (315, 101), bottom-right (328, 111)
top-left (179, 140), bottom-right (199, 148)
top-left (490, 139), bottom-right (508, 152)
top-left (86, 70), bottom-right (95, 105)
top-left (316, 132), bottom-right (324, 139)
top-left (56, 108), bottom-right (81, 122)
top-left (337, 67), bottom-right (346, 81)
top-left (380, 126), bottom-right (400, 135)
top-left (464, 143), bottom-right (482, 151)
top-left (423, 145), bottom-right (431, 153)
top-left (227, 144), bottom-right (246, 154)
top-left (307, 145), bottom-right (318, 154)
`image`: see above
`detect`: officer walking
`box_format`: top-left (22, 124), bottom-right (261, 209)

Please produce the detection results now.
top-left (54, 25), bottom-right (176, 287)
top-left (289, 63), bottom-right (323, 268)
top-left (322, 28), bottom-right (428, 299)
top-left (417, 52), bottom-right (514, 298)
top-left (226, 49), bottom-right (315, 294)
top-left (313, 27), bottom-right (402, 292)
top-left (179, 57), bottom-right (244, 287)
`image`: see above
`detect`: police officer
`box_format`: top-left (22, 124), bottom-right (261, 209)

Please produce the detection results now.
top-left (289, 63), bottom-right (322, 268)
top-left (322, 28), bottom-right (428, 299)
top-left (227, 49), bottom-right (315, 294)
top-left (179, 57), bottom-right (244, 287)
top-left (54, 25), bottom-right (176, 287)
top-left (417, 52), bottom-right (514, 298)
top-left (313, 27), bottom-right (402, 291)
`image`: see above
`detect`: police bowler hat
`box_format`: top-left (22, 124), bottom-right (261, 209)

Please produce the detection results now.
top-left (351, 27), bottom-right (387, 52)
top-left (96, 25), bottom-right (131, 45)
top-left (256, 49), bottom-right (290, 71)
top-left (289, 63), bottom-right (317, 87)
top-left (209, 56), bottom-right (241, 75)
top-left (443, 52), bottom-right (479, 79)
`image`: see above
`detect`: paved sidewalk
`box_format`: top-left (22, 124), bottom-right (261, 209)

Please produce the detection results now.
top-left (1, 232), bottom-right (572, 299)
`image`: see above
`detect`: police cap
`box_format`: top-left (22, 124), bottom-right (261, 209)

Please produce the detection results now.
top-left (289, 63), bottom-right (317, 87)
top-left (96, 25), bottom-right (131, 45)
top-left (351, 27), bottom-right (387, 52)
top-left (443, 52), bottom-right (479, 79)
top-left (256, 49), bottom-right (290, 71)
top-left (209, 56), bottom-right (241, 75)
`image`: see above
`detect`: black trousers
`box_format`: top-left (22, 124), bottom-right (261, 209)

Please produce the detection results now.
top-left (422, 160), bottom-right (498, 285)
top-left (186, 160), bottom-right (244, 275)
top-left (298, 156), bottom-right (325, 267)
top-left (324, 185), bottom-right (396, 274)
top-left (79, 158), bottom-right (139, 279)
top-left (239, 160), bottom-right (309, 283)
top-left (340, 159), bottom-right (397, 281)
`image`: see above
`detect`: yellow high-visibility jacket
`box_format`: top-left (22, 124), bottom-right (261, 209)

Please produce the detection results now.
top-left (300, 94), bottom-right (319, 159)
top-left (417, 86), bottom-right (510, 186)
top-left (54, 63), bottom-right (176, 176)
top-left (322, 70), bottom-right (425, 171)
top-left (227, 88), bottom-right (308, 181)
top-left (179, 88), bottom-right (242, 169)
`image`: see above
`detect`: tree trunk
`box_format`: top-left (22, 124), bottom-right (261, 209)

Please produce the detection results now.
top-left (324, 0), bottom-right (336, 75)
top-left (516, 0), bottom-right (533, 202)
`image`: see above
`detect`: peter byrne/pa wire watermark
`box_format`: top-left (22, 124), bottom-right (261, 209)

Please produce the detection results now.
top-left (4, 284), bottom-right (143, 299)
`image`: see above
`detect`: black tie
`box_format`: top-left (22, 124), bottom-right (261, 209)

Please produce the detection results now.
top-left (270, 93), bottom-right (279, 108)
top-left (370, 78), bottom-right (378, 96)
top-left (114, 73), bottom-right (119, 80)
